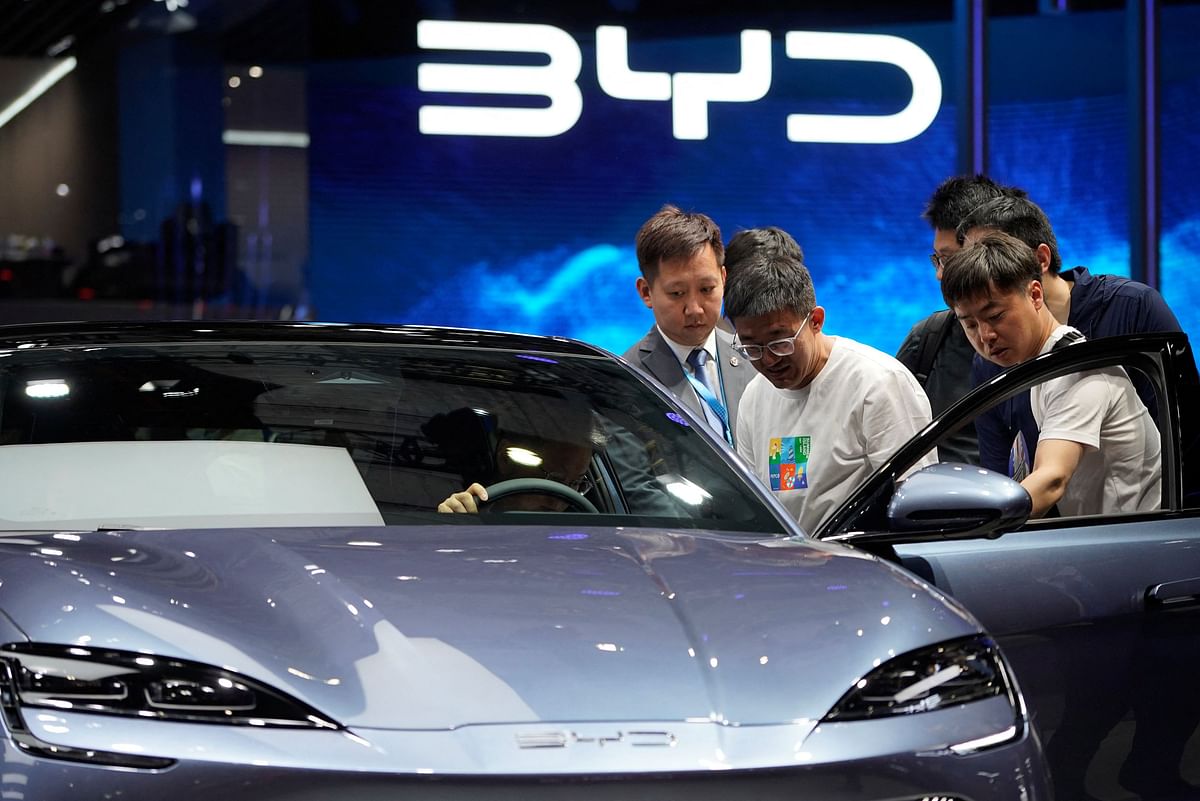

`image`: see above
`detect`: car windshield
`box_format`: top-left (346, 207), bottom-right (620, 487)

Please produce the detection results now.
top-left (0, 336), bottom-right (789, 536)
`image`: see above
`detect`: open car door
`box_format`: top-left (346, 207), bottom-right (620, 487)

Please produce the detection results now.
top-left (816, 332), bottom-right (1200, 801)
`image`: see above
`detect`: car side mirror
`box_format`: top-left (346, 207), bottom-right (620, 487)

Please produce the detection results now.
top-left (827, 463), bottom-right (1032, 545)
top-left (887, 462), bottom-right (1031, 540)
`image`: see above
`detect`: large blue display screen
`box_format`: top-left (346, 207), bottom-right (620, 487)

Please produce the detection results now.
top-left (308, 9), bottom-right (1199, 356)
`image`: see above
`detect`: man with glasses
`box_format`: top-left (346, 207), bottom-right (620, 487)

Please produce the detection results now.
top-left (895, 174), bottom-right (1025, 464)
top-left (724, 227), bottom-right (936, 534)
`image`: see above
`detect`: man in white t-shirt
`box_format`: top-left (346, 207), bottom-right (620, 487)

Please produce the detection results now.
top-left (940, 231), bottom-right (1161, 517)
top-left (723, 227), bottom-right (937, 534)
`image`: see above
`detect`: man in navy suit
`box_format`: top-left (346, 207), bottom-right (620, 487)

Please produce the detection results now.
top-left (623, 205), bottom-right (756, 445)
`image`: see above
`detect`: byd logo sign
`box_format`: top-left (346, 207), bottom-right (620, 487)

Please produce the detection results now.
top-left (416, 21), bottom-right (942, 144)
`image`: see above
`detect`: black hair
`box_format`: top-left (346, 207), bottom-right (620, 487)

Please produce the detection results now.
top-left (723, 227), bottom-right (815, 321)
top-left (922, 174), bottom-right (1027, 232)
top-left (940, 230), bottom-right (1042, 308)
top-left (724, 226), bottom-right (804, 282)
top-left (635, 204), bottom-right (724, 283)
top-left (956, 194), bottom-right (1063, 275)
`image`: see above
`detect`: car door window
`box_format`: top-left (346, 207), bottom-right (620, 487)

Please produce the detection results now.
top-left (817, 335), bottom-right (1199, 542)
top-left (920, 356), bottom-right (1169, 524)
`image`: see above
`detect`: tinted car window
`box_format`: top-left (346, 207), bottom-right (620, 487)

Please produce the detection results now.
top-left (0, 340), bottom-right (788, 535)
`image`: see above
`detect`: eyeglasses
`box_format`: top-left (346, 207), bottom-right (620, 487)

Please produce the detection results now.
top-left (543, 469), bottom-right (594, 496)
top-left (734, 315), bottom-right (812, 361)
top-left (929, 252), bottom-right (946, 271)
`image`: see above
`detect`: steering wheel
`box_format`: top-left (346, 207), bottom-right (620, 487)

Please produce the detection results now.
top-left (481, 478), bottom-right (599, 513)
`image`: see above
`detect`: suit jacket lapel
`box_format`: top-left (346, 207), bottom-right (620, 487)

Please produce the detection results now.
top-left (640, 330), bottom-right (703, 416)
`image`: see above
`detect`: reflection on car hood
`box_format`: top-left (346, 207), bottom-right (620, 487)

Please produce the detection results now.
top-left (0, 525), bottom-right (978, 729)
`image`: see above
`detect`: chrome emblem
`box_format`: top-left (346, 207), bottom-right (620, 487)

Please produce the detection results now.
top-left (515, 730), bottom-right (677, 749)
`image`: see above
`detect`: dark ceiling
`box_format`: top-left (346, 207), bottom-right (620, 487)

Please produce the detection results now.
top-left (0, 0), bottom-right (152, 58)
top-left (0, 0), bottom-right (1186, 62)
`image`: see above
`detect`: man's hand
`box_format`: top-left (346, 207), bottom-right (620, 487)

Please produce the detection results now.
top-left (437, 483), bottom-right (489, 513)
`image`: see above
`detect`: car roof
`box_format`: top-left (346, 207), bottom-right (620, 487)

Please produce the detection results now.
top-left (0, 320), bottom-right (610, 357)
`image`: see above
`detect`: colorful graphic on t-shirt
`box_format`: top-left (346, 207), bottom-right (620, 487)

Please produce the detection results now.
top-left (768, 435), bottom-right (810, 491)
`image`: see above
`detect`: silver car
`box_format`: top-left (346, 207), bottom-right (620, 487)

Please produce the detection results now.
top-left (0, 321), bottom-right (1047, 800)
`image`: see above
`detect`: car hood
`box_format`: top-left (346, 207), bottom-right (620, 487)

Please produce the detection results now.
top-left (0, 525), bottom-right (978, 730)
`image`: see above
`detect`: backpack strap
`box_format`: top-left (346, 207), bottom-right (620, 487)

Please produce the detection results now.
top-left (913, 309), bottom-right (956, 386)
top-left (1051, 329), bottom-right (1085, 351)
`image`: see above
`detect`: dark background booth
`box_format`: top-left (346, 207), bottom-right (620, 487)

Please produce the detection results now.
top-left (0, 0), bottom-right (1196, 355)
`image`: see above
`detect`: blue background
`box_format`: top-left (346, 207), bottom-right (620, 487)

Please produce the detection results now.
top-left (307, 8), bottom-right (1200, 357)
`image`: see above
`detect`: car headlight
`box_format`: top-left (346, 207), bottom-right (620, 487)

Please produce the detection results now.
top-left (0, 643), bottom-right (338, 729)
top-left (824, 635), bottom-right (1016, 722)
